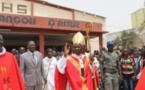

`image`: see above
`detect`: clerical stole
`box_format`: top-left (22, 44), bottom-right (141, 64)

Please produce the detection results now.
top-left (0, 52), bottom-right (25, 90)
top-left (55, 55), bottom-right (99, 90)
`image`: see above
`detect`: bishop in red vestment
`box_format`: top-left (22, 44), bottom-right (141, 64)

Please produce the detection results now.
top-left (0, 34), bottom-right (25, 90)
top-left (55, 32), bottom-right (99, 90)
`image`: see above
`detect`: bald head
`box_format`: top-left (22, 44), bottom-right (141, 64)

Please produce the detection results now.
top-left (11, 48), bottom-right (17, 55)
top-left (28, 40), bottom-right (35, 45)
top-left (46, 48), bottom-right (53, 58)
top-left (27, 41), bottom-right (36, 53)
top-left (19, 47), bottom-right (25, 54)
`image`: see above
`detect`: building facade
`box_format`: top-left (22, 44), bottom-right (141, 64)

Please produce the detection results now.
top-left (131, 8), bottom-right (145, 28)
top-left (0, 0), bottom-right (108, 54)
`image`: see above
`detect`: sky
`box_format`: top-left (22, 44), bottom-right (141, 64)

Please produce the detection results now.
top-left (45, 0), bottom-right (145, 33)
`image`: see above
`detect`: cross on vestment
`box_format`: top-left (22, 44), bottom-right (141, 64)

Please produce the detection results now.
top-left (79, 57), bottom-right (84, 76)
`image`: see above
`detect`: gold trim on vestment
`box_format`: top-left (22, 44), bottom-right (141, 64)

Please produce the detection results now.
top-left (68, 56), bottom-right (88, 90)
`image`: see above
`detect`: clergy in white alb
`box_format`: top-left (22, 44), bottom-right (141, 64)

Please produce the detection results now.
top-left (43, 48), bottom-right (57, 90)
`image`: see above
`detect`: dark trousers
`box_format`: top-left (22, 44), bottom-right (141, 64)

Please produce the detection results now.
top-left (133, 79), bottom-right (138, 90)
top-left (122, 73), bottom-right (134, 90)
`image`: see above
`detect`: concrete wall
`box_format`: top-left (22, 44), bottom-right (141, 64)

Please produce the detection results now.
top-left (33, 3), bottom-right (72, 19)
top-left (131, 8), bottom-right (145, 28)
top-left (75, 10), bottom-right (106, 30)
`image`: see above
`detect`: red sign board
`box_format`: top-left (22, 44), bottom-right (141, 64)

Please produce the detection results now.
top-left (0, 13), bottom-right (102, 32)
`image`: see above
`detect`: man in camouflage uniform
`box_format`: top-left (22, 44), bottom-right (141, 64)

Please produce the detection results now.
top-left (100, 41), bottom-right (119, 90)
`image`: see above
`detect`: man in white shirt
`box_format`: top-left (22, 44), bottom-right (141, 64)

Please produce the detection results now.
top-left (43, 48), bottom-right (57, 90)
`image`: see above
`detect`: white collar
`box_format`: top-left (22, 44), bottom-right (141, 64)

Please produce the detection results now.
top-left (72, 54), bottom-right (84, 60)
top-left (0, 47), bottom-right (6, 56)
top-left (28, 50), bottom-right (35, 56)
top-left (45, 56), bottom-right (53, 60)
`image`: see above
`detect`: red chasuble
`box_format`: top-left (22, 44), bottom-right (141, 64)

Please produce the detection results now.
top-left (0, 52), bottom-right (25, 90)
top-left (55, 55), bottom-right (99, 90)
top-left (135, 67), bottom-right (145, 90)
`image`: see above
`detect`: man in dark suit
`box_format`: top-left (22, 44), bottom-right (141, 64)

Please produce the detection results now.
top-left (20, 40), bottom-right (46, 90)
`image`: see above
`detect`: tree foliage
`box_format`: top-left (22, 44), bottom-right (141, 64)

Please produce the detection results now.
top-left (113, 31), bottom-right (137, 49)
top-left (139, 21), bottom-right (145, 32)
top-left (137, 21), bottom-right (145, 46)
top-left (113, 21), bottom-right (145, 49)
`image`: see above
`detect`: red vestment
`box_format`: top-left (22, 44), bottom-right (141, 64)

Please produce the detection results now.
top-left (0, 52), bottom-right (25, 90)
top-left (135, 67), bottom-right (145, 90)
top-left (55, 55), bottom-right (99, 90)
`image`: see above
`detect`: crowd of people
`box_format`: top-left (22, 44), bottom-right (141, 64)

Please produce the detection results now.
top-left (98, 42), bottom-right (145, 90)
top-left (1, 32), bottom-right (145, 90)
